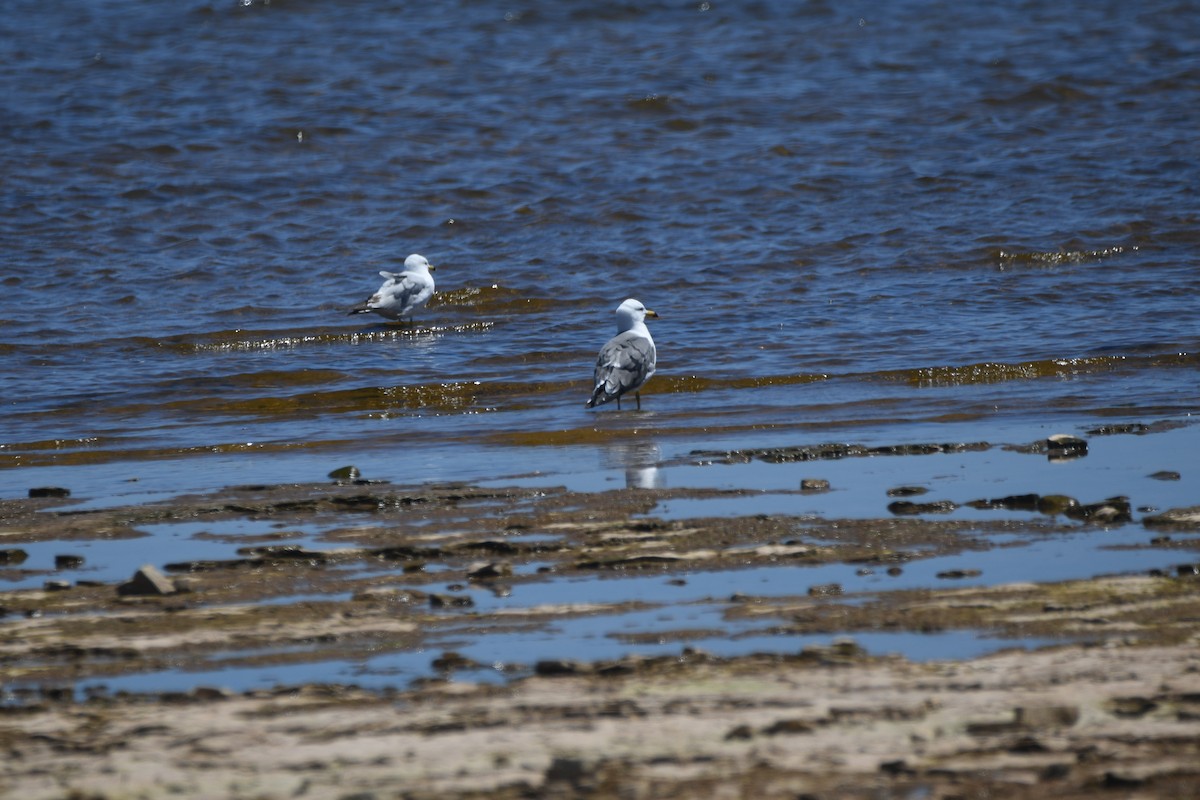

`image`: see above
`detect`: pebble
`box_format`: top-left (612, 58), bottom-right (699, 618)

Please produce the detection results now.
top-left (117, 565), bottom-right (177, 597)
top-left (28, 486), bottom-right (70, 498)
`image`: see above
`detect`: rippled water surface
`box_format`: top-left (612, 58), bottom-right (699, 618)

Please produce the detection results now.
top-left (3, 0), bottom-right (1199, 494)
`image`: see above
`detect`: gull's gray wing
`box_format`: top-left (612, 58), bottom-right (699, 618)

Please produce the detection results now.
top-left (588, 332), bottom-right (656, 406)
top-left (379, 271), bottom-right (435, 316)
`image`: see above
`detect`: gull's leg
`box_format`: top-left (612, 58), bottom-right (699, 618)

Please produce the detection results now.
top-left (635, 392), bottom-right (641, 410)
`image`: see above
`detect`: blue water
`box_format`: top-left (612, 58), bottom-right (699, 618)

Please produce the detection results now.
top-left (2, 0), bottom-right (1199, 488)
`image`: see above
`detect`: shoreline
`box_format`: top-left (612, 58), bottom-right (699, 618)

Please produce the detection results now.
top-left (2, 428), bottom-right (1200, 796)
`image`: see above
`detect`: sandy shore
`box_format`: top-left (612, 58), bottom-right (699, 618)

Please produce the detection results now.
top-left (2, 477), bottom-right (1200, 798)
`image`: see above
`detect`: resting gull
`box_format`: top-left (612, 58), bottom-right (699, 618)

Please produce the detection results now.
top-left (348, 253), bottom-right (436, 322)
top-left (586, 298), bottom-right (658, 410)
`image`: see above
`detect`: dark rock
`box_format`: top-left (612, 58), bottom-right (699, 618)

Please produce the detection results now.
top-left (371, 545), bottom-right (442, 560)
top-left (1038, 494), bottom-right (1079, 515)
top-left (432, 651), bottom-right (480, 671)
top-left (808, 582), bottom-right (843, 597)
top-left (535, 659), bottom-right (589, 676)
top-left (1046, 433), bottom-right (1088, 460)
top-left (1016, 704), bottom-right (1079, 728)
top-left (887, 486), bottom-right (928, 497)
top-left (327, 465), bottom-right (360, 482)
top-left (1143, 506), bottom-right (1200, 528)
top-left (1086, 423), bottom-right (1150, 436)
top-left (1103, 771), bottom-right (1145, 788)
top-left (724, 724), bottom-right (754, 741)
top-left (28, 486), bottom-right (70, 498)
top-left (936, 569), bottom-right (982, 580)
top-left (1008, 735), bottom-right (1049, 753)
top-left (879, 759), bottom-right (914, 775)
top-left (466, 560), bottom-right (513, 579)
top-left (887, 500), bottom-right (957, 515)
top-left (1041, 763), bottom-right (1072, 781)
top-left (459, 540), bottom-right (520, 555)
top-left (236, 545), bottom-right (327, 563)
top-left (1065, 496), bottom-right (1132, 524)
top-left (43, 580), bottom-right (72, 592)
top-left (54, 554), bottom-right (85, 569)
top-left (0, 548), bottom-right (29, 565)
top-left (164, 558), bottom-right (262, 572)
top-left (761, 718), bottom-right (814, 735)
top-left (352, 586), bottom-right (427, 603)
top-left (1149, 470), bottom-right (1181, 481)
top-left (1107, 696), bottom-right (1157, 718)
top-left (117, 565), bottom-right (176, 596)
top-left (967, 493), bottom-right (1042, 512)
top-left (545, 756), bottom-right (588, 785)
top-left (428, 593), bottom-right (474, 609)
top-left (799, 478), bottom-right (830, 492)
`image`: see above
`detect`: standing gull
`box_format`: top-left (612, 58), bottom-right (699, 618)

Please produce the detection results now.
top-left (348, 253), bottom-right (436, 322)
top-left (586, 298), bottom-right (658, 410)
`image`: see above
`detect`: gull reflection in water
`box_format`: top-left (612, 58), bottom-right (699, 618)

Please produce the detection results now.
top-left (601, 442), bottom-right (665, 489)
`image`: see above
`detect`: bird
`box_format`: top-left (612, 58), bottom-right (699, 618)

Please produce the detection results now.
top-left (348, 253), bottom-right (436, 322)
top-left (586, 298), bottom-right (658, 410)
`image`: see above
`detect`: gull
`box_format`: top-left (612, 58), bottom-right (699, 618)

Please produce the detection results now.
top-left (348, 253), bottom-right (436, 322)
top-left (586, 298), bottom-right (658, 410)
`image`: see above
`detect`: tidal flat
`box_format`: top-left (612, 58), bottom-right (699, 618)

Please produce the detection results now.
top-left (2, 426), bottom-right (1200, 798)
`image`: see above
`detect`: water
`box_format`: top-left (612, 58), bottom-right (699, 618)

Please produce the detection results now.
top-left (3, 1), bottom-right (1200, 692)
top-left (3, 0), bottom-right (1199, 486)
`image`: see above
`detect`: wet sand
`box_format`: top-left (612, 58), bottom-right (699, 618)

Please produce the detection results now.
top-left (3, 461), bottom-right (1200, 798)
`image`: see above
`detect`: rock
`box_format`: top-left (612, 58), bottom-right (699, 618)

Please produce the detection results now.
top-left (761, 718), bottom-right (814, 735)
top-left (1038, 494), bottom-right (1079, 515)
top-left (1107, 696), bottom-right (1157, 718)
top-left (879, 759), bottom-right (914, 776)
top-left (54, 554), bottom-right (85, 569)
top-left (431, 651), bottom-right (480, 671)
top-left (1065, 496), bottom-right (1132, 524)
top-left (937, 569), bottom-right (982, 580)
top-left (544, 756), bottom-right (588, 785)
top-left (966, 493), bottom-right (1081, 516)
top-left (887, 500), bottom-right (957, 515)
top-left (1143, 506), bottom-right (1200, 528)
top-left (535, 659), bottom-right (589, 676)
top-left (327, 465), bottom-right (360, 482)
top-left (1149, 470), bottom-right (1181, 481)
top-left (352, 586), bottom-right (427, 603)
top-left (236, 545), bottom-right (328, 563)
top-left (28, 486), bottom-right (70, 498)
top-left (117, 565), bottom-right (176, 597)
top-left (428, 593), bottom-right (474, 609)
top-left (808, 582), bottom-right (843, 597)
top-left (43, 580), bottom-right (72, 592)
top-left (0, 548), bottom-right (29, 565)
top-left (1046, 433), bottom-right (1088, 460)
top-left (724, 724), bottom-right (754, 741)
top-left (1016, 704), bottom-right (1079, 728)
top-left (466, 561), bottom-right (512, 579)
top-left (887, 486), bottom-right (928, 497)
top-left (799, 478), bottom-right (830, 492)
top-left (967, 493), bottom-right (1041, 512)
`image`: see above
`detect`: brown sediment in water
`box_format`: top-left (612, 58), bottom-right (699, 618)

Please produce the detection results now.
top-left (1, 474), bottom-right (1199, 798)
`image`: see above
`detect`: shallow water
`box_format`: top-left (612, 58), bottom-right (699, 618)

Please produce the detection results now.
top-left (3, 0), bottom-right (1199, 490)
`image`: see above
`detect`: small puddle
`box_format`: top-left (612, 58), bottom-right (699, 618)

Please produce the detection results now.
top-left (64, 603), bottom-right (1049, 700)
top-left (0, 518), bottom-right (335, 590)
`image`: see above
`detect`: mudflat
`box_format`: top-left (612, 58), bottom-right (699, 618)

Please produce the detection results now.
top-left (2, 475), bottom-right (1200, 798)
